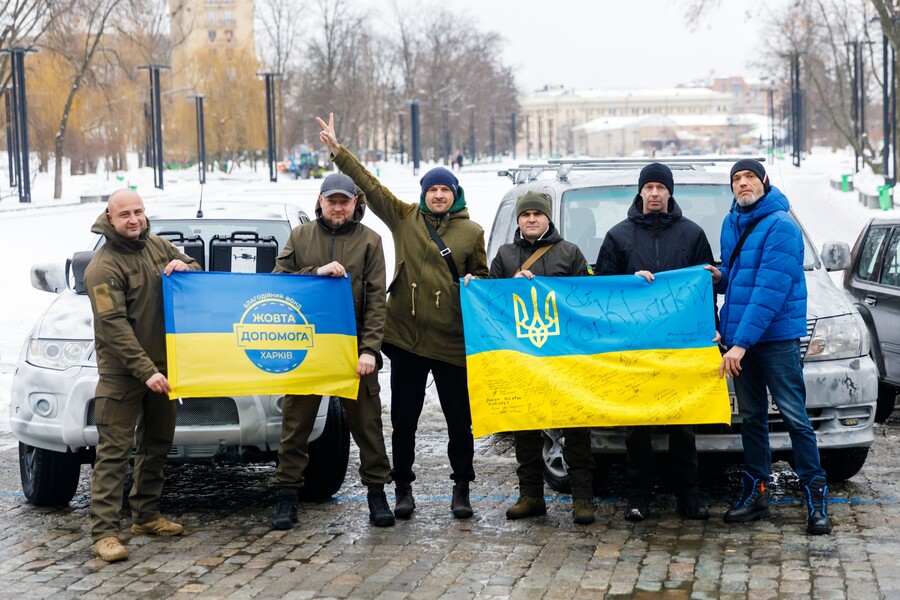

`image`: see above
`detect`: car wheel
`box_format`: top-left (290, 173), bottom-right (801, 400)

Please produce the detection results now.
top-left (299, 396), bottom-right (350, 501)
top-left (875, 383), bottom-right (898, 423)
top-left (542, 429), bottom-right (572, 493)
top-left (19, 442), bottom-right (81, 507)
top-left (819, 447), bottom-right (869, 483)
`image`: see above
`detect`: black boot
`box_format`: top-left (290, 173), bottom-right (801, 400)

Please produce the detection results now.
top-left (804, 476), bottom-right (832, 535)
top-left (394, 482), bottom-right (415, 519)
top-left (451, 482), bottom-right (473, 519)
top-left (270, 489), bottom-right (299, 530)
top-left (723, 471), bottom-right (770, 524)
top-left (677, 493), bottom-right (710, 520)
top-left (367, 486), bottom-right (396, 527)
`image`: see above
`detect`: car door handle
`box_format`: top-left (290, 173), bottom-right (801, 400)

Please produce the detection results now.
top-left (864, 295), bottom-right (877, 306)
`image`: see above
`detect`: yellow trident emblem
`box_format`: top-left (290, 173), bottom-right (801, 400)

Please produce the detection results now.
top-left (513, 286), bottom-right (560, 348)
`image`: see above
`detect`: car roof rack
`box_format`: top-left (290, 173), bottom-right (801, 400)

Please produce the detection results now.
top-left (498, 156), bottom-right (766, 183)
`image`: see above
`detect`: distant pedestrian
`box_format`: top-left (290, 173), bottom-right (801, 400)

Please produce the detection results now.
top-left (596, 162), bottom-right (714, 522)
top-left (269, 173), bottom-right (395, 530)
top-left (84, 189), bottom-right (200, 562)
top-left (707, 159), bottom-right (831, 535)
top-left (317, 113), bottom-right (489, 520)
top-left (456, 151), bottom-right (464, 170)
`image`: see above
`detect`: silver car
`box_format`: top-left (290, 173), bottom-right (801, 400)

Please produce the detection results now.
top-left (488, 159), bottom-right (877, 489)
top-left (10, 198), bottom-right (350, 506)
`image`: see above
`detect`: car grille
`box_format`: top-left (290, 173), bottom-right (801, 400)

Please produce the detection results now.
top-left (799, 318), bottom-right (814, 358)
top-left (696, 408), bottom-right (826, 435)
top-left (87, 397), bottom-right (240, 426)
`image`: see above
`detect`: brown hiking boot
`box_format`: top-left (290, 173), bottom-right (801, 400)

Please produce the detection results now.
top-left (506, 496), bottom-right (547, 520)
top-left (92, 536), bottom-right (128, 562)
top-left (573, 498), bottom-right (595, 525)
top-left (131, 516), bottom-right (184, 536)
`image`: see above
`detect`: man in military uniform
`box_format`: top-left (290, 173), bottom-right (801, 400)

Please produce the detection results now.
top-left (85, 189), bottom-right (200, 562)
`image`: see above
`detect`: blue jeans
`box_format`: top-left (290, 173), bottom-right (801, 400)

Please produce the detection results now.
top-left (732, 339), bottom-right (825, 485)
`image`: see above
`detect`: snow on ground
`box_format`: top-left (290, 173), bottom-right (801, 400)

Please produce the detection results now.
top-left (0, 149), bottom-right (896, 434)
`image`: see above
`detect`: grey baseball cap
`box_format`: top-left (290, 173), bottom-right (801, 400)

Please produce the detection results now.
top-left (320, 173), bottom-right (356, 198)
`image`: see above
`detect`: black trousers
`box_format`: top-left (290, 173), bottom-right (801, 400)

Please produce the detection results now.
top-left (625, 425), bottom-right (699, 498)
top-left (384, 343), bottom-right (475, 484)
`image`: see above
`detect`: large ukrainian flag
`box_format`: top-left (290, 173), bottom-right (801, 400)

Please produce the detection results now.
top-left (461, 265), bottom-right (730, 438)
top-left (163, 271), bottom-right (359, 399)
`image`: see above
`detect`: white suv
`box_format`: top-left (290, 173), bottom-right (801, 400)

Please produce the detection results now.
top-left (10, 198), bottom-right (350, 506)
top-left (488, 159), bottom-right (878, 488)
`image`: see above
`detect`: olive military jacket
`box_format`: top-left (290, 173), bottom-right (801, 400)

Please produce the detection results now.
top-left (273, 188), bottom-right (387, 364)
top-left (333, 147), bottom-right (489, 367)
top-left (85, 212), bottom-right (200, 383)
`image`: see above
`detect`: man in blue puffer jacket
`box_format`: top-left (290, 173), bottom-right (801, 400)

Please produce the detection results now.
top-left (707, 159), bottom-right (831, 536)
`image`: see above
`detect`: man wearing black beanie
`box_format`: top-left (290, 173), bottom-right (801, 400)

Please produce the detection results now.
top-left (708, 159), bottom-right (832, 535)
top-left (596, 161), bottom-right (715, 523)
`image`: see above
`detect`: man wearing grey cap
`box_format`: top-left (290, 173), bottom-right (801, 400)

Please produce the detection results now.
top-left (269, 173), bottom-right (395, 530)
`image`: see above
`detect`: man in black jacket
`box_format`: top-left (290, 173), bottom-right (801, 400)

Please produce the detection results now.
top-left (596, 162), bottom-right (714, 522)
top-left (478, 191), bottom-right (596, 524)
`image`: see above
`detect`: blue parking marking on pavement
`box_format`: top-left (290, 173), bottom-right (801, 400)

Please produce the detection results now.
top-left (0, 492), bottom-right (25, 497)
top-left (331, 494), bottom-right (900, 504)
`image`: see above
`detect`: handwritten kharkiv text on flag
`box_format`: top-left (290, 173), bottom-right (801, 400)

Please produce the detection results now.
top-left (163, 271), bottom-right (359, 400)
top-left (460, 265), bottom-right (730, 438)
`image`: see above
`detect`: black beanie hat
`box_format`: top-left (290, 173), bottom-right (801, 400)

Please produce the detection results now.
top-left (638, 162), bottom-right (674, 195)
top-left (420, 167), bottom-right (459, 200)
top-left (730, 159), bottom-right (770, 193)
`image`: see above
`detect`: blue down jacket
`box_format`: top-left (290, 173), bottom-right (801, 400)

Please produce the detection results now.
top-left (714, 185), bottom-right (807, 348)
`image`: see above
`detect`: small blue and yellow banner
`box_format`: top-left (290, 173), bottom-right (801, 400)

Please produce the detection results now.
top-left (163, 271), bottom-right (359, 399)
top-left (461, 265), bottom-right (730, 438)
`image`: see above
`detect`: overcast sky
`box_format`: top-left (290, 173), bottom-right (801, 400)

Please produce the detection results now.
top-left (414, 0), bottom-right (788, 93)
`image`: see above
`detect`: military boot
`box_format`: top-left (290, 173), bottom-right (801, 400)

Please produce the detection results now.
top-left (506, 496), bottom-right (547, 520)
top-left (451, 482), bottom-right (473, 519)
top-left (804, 476), bottom-right (832, 535)
top-left (270, 489), bottom-right (299, 530)
top-left (723, 471), bottom-right (770, 523)
top-left (394, 482), bottom-right (415, 519)
top-left (367, 486), bottom-right (396, 527)
top-left (573, 498), bottom-right (595, 525)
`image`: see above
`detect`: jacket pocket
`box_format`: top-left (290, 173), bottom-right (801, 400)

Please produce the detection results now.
top-left (387, 260), bottom-right (405, 295)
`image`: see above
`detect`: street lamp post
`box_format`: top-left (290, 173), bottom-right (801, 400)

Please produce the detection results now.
top-left (257, 72), bottom-right (280, 182)
top-left (395, 111), bottom-right (405, 165)
top-left (188, 94), bottom-right (207, 184)
top-left (138, 64), bottom-right (170, 190)
top-left (467, 105), bottom-right (476, 164)
top-left (2, 47), bottom-right (38, 202)
top-left (510, 112), bottom-right (517, 159)
top-left (408, 100), bottom-right (421, 175)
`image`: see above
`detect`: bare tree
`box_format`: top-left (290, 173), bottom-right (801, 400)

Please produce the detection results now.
top-left (0, 0), bottom-right (64, 85)
top-left (42, 0), bottom-right (122, 198)
top-left (257, 0), bottom-right (307, 157)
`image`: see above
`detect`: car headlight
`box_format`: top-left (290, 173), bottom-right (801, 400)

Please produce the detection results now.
top-left (804, 314), bottom-right (866, 361)
top-left (27, 339), bottom-right (94, 370)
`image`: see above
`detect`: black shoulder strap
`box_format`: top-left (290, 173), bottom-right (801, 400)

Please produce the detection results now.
top-left (728, 218), bottom-right (762, 270)
top-left (424, 217), bottom-right (460, 282)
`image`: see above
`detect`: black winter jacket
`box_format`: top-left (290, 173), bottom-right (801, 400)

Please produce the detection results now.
top-left (596, 195), bottom-right (714, 276)
top-left (490, 223), bottom-right (589, 279)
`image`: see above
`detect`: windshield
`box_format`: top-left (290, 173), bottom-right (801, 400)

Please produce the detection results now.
top-left (560, 184), bottom-right (817, 268)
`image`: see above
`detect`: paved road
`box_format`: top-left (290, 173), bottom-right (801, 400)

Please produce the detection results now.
top-left (0, 405), bottom-right (898, 599)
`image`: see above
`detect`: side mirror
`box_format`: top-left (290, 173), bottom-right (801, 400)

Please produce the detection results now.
top-left (31, 262), bottom-right (67, 293)
top-left (820, 241), bottom-right (851, 271)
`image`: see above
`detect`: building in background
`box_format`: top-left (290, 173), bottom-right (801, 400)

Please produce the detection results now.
top-left (517, 79), bottom-right (784, 157)
top-left (169, 0), bottom-right (257, 94)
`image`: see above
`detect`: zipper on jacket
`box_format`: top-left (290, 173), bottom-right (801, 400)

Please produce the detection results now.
top-left (410, 283), bottom-right (417, 316)
top-left (435, 290), bottom-right (441, 308)
top-left (329, 231), bottom-right (337, 261)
